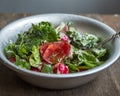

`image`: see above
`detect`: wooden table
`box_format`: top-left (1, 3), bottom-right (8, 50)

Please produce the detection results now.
top-left (0, 13), bottom-right (120, 96)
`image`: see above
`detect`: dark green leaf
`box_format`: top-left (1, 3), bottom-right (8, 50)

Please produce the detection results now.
top-left (31, 22), bottom-right (59, 42)
top-left (41, 64), bottom-right (53, 73)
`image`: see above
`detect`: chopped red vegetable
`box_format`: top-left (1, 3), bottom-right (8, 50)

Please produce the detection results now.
top-left (9, 57), bottom-right (16, 63)
top-left (53, 63), bottom-right (69, 74)
top-left (31, 67), bottom-right (40, 72)
top-left (60, 32), bottom-right (70, 42)
top-left (40, 41), bottom-right (71, 64)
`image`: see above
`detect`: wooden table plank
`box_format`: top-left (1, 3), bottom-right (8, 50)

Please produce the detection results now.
top-left (0, 13), bottom-right (120, 96)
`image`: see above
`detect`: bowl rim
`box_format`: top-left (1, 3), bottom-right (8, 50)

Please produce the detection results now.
top-left (0, 13), bottom-right (120, 78)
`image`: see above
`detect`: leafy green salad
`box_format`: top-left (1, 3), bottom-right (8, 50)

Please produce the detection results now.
top-left (5, 21), bottom-right (107, 74)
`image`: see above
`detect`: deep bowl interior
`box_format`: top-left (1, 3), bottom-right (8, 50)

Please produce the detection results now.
top-left (0, 14), bottom-right (120, 80)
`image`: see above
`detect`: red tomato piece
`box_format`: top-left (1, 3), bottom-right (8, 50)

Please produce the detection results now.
top-left (40, 43), bottom-right (50, 56)
top-left (31, 67), bottom-right (40, 72)
top-left (40, 41), bottom-right (71, 64)
top-left (9, 57), bottom-right (16, 63)
top-left (53, 63), bottom-right (69, 74)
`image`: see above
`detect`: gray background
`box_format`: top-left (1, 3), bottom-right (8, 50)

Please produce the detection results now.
top-left (0, 0), bottom-right (120, 14)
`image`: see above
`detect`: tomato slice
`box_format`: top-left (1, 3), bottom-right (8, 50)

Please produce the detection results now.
top-left (40, 41), bottom-right (71, 64)
top-left (40, 43), bottom-right (50, 56)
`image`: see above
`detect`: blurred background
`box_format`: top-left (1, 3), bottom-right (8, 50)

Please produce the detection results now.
top-left (0, 0), bottom-right (120, 14)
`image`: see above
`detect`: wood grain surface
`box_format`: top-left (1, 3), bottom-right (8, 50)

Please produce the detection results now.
top-left (0, 13), bottom-right (120, 96)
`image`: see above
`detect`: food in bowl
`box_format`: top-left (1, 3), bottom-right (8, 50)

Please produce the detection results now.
top-left (4, 21), bottom-right (108, 74)
top-left (0, 14), bottom-right (120, 89)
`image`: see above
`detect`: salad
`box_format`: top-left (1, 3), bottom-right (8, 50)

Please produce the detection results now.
top-left (5, 21), bottom-right (107, 74)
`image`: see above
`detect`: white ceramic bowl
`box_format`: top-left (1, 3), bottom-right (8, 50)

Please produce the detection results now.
top-left (0, 14), bottom-right (120, 89)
